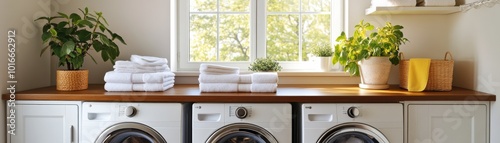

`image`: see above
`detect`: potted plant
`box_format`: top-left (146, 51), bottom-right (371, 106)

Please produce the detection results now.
top-left (248, 58), bottom-right (282, 72)
top-left (311, 44), bottom-right (334, 72)
top-left (332, 20), bottom-right (408, 89)
top-left (35, 7), bottom-right (126, 91)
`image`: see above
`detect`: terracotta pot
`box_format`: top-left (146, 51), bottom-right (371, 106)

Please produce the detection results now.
top-left (357, 57), bottom-right (391, 89)
top-left (56, 69), bottom-right (88, 91)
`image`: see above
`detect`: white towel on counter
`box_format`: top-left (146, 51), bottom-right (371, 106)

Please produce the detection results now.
top-left (239, 74), bottom-right (252, 84)
top-left (371, 0), bottom-right (416, 6)
top-left (252, 72), bottom-right (278, 83)
top-left (251, 83), bottom-right (277, 93)
top-left (200, 64), bottom-right (239, 75)
top-left (104, 71), bottom-right (175, 83)
top-left (419, 0), bottom-right (455, 6)
top-left (199, 83), bottom-right (238, 92)
top-left (238, 84), bottom-right (252, 92)
top-left (115, 61), bottom-right (170, 70)
top-left (130, 55), bottom-right (168, 66)
top-left (114, 68), bottom-right (170, 73)
top-left (105, 80), bottom-right (175, 92)
top-left (198, 74), bottom-right (240, 83)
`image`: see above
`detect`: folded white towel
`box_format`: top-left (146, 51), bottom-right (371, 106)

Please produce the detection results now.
top-left (114, 68), bottom-right (170, 73)
top-left (251, 83), bottom-right (277, 93)
top-left (238, 84), bottom-right (251, 92)
top-left (199, 83), bottom-right (238, 92)
top-left (104, 71), bottom-right (175, 83)
top-left (419, 0), bottom-right (455, 6)
top-left (200, 64), bottom-right (240, 75)
top-left (130, 55), bottom-right (168, 66)
top-left (105, 80), bottom-right (174, 92)
top-left (252, 72), bottom-right (278, 83)
top-left (115, 61), bottom-right (170, 70)
top-left (198, 74), bottom-right (240, 83)
top-left (239, 74), bottom-right (252, 84)
top-left (371, 0), bottom-right (416, 6)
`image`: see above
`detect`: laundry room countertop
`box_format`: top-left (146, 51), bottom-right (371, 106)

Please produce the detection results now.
top-left (3, 84), bottom-right (495, 102)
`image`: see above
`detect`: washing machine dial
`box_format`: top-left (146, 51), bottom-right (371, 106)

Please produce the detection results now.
top-left (347, 107), bottom-right (360, 118)
top-left (125, 106), bottom-right (137, 117)
top-left (235, 107), bottom-right (248, 119)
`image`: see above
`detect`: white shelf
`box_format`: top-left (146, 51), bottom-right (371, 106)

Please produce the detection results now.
top-left (366, 6), bottom-right (461, 15)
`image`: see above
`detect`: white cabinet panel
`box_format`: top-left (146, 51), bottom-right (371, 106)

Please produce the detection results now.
top-left (408, 104), bottom-right (487, 143)
top-left (9, 104), bottom-right (78, 143)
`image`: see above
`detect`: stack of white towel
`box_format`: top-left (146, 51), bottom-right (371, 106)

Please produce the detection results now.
top-left (371, 0), bottom-right (416, 7)
top-left (198, 64), bottom-right (278, 93)
top-left (104, 55), bottom-right (175, 92)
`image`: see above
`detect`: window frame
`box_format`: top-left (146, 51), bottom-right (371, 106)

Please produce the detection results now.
top-left (174, 0), bottom-right (344, 72)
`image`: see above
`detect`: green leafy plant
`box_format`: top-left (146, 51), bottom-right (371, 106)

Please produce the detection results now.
top-left (35, 7), bottom-right (126, 70)
top-left (311, 44), bottom-right (334, 57)
top-left (332, 20), bottom-right (408, 76)
top-left (248, 58), bottom-right (282, 72)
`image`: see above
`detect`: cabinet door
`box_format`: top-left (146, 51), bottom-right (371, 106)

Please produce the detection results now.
top-left (408, 104), bottom-right (487, 143)
top-left (9, 105), bottom-right (78, 143)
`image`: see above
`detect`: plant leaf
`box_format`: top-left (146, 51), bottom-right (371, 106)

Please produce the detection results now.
top-left (70, 13), bottom-right (82, 23)
top-left (100, 35), bottom-right (112, 46)
top-left (101, 49), bottom-right (109, 62)
top-left (62, 40), bottom-right (75, 55)
top-left (49, 28), bottom-right (58, 37)
top-left (34, 16), bottom-right (50, 21)
top-left (113, 34), bottom-right (126, 45)
top-left (87, 53), bottom-right (98, 64)
top-left (58, 12), bottom-right (69, 19)
top-left (42, 32), bottom-right (52, 43)
top-left (76, 30), bottom-right (92, 42)
top-left (93, 40), bottom-right (103, 52)
top-left (99, 24), bottom-right (106, 32)
top-left (78, 19), bottom-right (93, 28)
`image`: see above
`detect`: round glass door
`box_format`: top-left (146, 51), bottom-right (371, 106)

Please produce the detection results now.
top-left (95, 122), bottom-right (167, 143)
top-left (317, 122), bottom-right (389, 143)
top-left (207, 123), bottom-right (278, 143)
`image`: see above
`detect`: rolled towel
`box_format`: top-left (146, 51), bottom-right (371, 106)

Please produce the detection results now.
top-left (130, 55), bottom-right (168, 66)
top-left (199, 83), bottom-right (238, 92)
top-left (251, 83), bottom-right (277, 93)
top-left (198, 74), bottom-right (240, 83)
top-left (105, 71), bottom-right (175, 83)
top-left (238, 84), bottom-right (252, 92)
top-left (371, 0), bottom-right (416, 6)
top-left (252, 72), bottom-right (278, 83)
top-left (239, 74), bottom-right (252, 84)
top-left (105, 80), bottom-right (174, 92)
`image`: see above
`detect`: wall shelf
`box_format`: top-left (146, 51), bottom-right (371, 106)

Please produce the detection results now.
top-left (366, 6), bottom-right (461, 15)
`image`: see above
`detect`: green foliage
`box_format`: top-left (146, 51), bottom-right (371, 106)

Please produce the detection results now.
top-left (35, 7), bottom-right (126, 70)
top-left (311, 43), bottom-right (333, 57)
top-left (332, 20), bottom-right (409, 76)
top-left (248, 58), bottom-right (283, 72)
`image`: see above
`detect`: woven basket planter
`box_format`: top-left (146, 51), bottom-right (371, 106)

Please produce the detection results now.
top-left (56, 69), bottom-right (88, 91)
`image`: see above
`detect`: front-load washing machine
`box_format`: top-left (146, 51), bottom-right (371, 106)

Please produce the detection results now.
top-left (302, 104), bottom-right (403, 143)
top-left (192, 103), bottom-right (292, 143)
top-left (81, 102), bottom-right (182, 143)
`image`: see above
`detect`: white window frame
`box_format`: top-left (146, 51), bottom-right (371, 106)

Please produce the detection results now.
top-left (173, 0), bottom-right (344, 72)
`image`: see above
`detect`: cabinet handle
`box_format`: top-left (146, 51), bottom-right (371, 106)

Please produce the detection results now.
top-left (70, 125), bottom-right (74, 143)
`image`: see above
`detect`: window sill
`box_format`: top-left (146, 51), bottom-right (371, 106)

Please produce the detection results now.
top-left (174, 71), bottom-right (351, 77)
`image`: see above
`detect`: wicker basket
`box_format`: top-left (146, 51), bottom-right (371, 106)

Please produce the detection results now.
top-left (399, 52), bottom-right (454, 91)
top-left (56, 69), bottom-right (88, 91)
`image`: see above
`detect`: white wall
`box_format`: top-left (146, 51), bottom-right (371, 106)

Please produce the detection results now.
top-left (51, 0), bottom-right (171, 84)
top-left (449, 3), bottom-right (500, 143)
top-left (1, 0), bottom-right (53, 142)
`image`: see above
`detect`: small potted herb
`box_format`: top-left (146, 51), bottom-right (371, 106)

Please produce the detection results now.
top-left (311, 44), bottom-right (334, 72)
top-left (248, 58), bottom-right (282, 72)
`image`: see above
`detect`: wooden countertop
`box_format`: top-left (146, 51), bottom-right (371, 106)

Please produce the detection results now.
top-left (3, 84), bottom-right (495, 102)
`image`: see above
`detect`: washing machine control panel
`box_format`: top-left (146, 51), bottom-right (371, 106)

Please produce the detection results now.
top-left (124, 106), bottom-right (137, 117)
top-left (230, 106), bottom-right (252, 119)
top-left (347, 106), bottom-right (360, 118)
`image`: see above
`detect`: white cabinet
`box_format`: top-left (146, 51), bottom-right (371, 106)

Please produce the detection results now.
top-left (8, 101), bottom-right (79, 143)
top-left (407, 104), bottom-right (488, 143)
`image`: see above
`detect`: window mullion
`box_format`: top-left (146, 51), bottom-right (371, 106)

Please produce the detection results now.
top-left (216, 0), bottom-right (220, 61)
top-left (298, 0), bottom-right (303, 62)
top-left (256, 0), bottom-right (266, 59)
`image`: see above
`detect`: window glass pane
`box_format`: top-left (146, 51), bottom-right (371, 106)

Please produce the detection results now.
top-left (219, 14), bottom-right (251, 61)
top-left (302, 14), bottom-right (331, 61)
top-left (220, 0), bottom-right (250, 12)
top-left (190, 14), bottom-right (217, 62)
top-left (302, 0), bottom-right (331, 12)
top-left (267, 0), bottom-right (299, 12)
top-left (266, 14), bottom-right (299, 61)
top-left (190, 0), bottom-right (217, 12)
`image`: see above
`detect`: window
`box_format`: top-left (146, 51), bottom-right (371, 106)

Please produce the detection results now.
top-left (177, 0), bottom-right (343, 71)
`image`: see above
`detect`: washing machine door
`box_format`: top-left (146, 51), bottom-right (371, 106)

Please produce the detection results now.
top-left (206, 123), bottom-right (278, 143)
top-left (317, 122), bottom-right (390, 143)
top-left (95, 122), bottom-right (167, 143)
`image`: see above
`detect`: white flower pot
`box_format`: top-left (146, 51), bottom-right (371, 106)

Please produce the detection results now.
top-left (357, 57), bottom-right (391, 89)
top-left (317, 57), bottom-right (332, 72)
